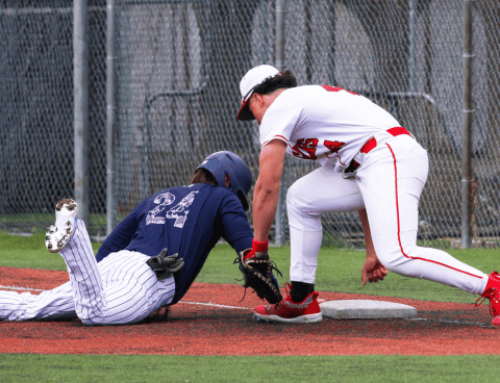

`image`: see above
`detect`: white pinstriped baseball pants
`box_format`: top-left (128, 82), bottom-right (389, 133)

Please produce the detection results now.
top-left (287, 134), bottom-right (488, 295)
top-left (0, 221), bottom-right (175, 324)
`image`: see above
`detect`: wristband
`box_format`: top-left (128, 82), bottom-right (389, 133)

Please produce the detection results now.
top-left (252, 239), bottom-right (269, 252)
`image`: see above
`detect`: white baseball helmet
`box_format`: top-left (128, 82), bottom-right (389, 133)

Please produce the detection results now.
top-left (236, 64), bottom-right (280, 121)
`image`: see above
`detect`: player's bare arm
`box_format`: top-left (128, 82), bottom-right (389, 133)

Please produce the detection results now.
top-left (359, 208), bottom-right (388, 286)
top-left (253, 139), bottom-right (287, 242)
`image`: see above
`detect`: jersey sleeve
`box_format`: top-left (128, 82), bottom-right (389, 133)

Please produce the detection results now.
top-left (95, 204), bottom-right (142, 262)
top-left (259, 90), bottom-right (302, 146)
top-left (218, 193), bottom-right (253, 253)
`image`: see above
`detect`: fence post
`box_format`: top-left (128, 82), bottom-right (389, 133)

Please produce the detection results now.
top-left (461, 0), bottom-right (473, 248)
top-left (106, 0), bottom-right (117, 235)
top-left (74, 0), bottom-right (90, 226)
top-left (274, 0), bottom-right (286, 247)
top-left (408, 0), bottom-right (418, 93)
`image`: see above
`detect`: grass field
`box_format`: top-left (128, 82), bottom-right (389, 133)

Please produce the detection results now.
top-left (1, 232), bottom-right (499, 382)
top-left (1, 354), bottom-right (500, 383)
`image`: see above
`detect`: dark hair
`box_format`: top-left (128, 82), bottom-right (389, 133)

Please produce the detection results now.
top-left (253, 69), bottom-right (297, 95)
top-left (190, 168), bottom-right (218, 185)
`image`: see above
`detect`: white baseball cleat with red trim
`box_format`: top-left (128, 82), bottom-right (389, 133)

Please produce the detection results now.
top-left (253, 283), bottom-right (323, 323)
top-left (45, 198), bottom-right (78, 253)
top-left (476, 271), bottom-right (500, 327)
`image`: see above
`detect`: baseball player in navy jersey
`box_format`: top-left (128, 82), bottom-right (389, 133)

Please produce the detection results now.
top-left (237, 64), bottom-right (500, 326)
top-left (0, 151), bottom-right (258, 325)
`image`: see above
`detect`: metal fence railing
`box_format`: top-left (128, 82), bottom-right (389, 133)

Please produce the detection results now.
top-left (1, 0), bottom-right (499, 248)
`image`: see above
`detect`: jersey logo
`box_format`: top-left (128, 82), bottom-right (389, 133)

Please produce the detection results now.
top-left (291, 138), bottom-right (318, 160)
top-left (146, 192), bottom-right (176, 225)
top-left (291, 139), bottom-right (346, 160)
top-left (166, 191), bottom-right (199, 228)
top-left (324, 140), bottom-right (346, 156)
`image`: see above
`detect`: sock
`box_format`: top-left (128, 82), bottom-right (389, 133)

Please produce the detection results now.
top-left (290, 281), bottom-right (314, 303)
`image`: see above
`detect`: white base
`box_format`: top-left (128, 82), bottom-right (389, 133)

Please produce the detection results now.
top-left (320, 300), bottom-right (417, 319)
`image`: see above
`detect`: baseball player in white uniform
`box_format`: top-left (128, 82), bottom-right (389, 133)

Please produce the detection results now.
top-left (237, 64), bottom-right (500, 326)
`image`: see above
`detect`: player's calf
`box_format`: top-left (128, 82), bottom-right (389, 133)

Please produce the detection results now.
top-left (45, 198), bottom-right (78, 253)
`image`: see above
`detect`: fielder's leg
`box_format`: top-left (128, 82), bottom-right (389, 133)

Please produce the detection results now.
top-left (287, 167), bottom-right (364, 286)
top-left (356, 135), bottom-right (488, 295)
top-left (254, 168), bottom-right (365, 323)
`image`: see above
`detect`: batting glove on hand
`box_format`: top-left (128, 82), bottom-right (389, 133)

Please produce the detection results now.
top-left (147, 248), bottom-right (185, 281)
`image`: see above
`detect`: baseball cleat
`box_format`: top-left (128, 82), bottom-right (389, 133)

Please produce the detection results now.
top-left (475, 271), bottom-right (500, 327)
top-left (45, 198), bottom-right (78, 253)
top-left (253, 283), bottom-right (322, 324)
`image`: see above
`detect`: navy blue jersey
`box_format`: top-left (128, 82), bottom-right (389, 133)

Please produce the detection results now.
top-left (95, 183), bottom-right (253, 304)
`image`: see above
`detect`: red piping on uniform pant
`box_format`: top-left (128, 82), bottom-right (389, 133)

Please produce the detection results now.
top-left (385, 143), bottom-right (483, 279)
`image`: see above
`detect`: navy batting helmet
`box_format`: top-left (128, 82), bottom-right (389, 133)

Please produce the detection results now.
top-left (198, 151), bottom-right (252, 211)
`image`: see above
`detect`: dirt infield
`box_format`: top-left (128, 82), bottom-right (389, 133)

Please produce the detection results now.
top-left (0, 266), bottom-right (497, 355)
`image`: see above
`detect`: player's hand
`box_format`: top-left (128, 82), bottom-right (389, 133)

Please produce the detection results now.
top-left (361, 255), bottom-right (388, 286)
top-left (147, 248), bottom-right (185, 281)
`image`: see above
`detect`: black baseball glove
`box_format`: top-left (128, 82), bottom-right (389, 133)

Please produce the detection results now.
top-left (234, 248), bottom-right (283, 304)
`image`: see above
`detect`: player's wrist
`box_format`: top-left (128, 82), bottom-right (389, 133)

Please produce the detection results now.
top-left (252, 239), bottom-right (269, 253)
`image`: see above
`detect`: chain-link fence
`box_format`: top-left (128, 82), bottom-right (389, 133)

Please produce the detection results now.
top-left (1, 0), bottom-right (499, 248)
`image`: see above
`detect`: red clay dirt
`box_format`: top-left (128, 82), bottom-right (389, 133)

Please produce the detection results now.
top-left (0, 266), bottom-right (498, 355)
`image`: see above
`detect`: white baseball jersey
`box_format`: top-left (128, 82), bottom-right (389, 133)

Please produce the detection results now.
top-left (259, 85), bottom-right (400, 172)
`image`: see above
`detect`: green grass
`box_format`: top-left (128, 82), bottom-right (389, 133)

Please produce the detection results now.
top-left (0, 232), bottom-right (100, 270)
top-left (1, 232), bottom-right (499, 381)
top-left (0, 354), bottom-right (499, 383)
top-left (1, 232), bottom-right (499, 303)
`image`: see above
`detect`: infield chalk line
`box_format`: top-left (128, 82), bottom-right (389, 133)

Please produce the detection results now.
top-left (0, 284), bottom-right (45, 292)
top-left (179, 301), bottom-right (251, 310)
top-left (406, 317), bottom-right (491, 328)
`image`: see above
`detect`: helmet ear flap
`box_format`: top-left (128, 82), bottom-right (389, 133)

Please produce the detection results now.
top-left (237, 190), bottom-right (250, 211)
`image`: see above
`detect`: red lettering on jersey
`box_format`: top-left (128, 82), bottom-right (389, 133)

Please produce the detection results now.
top-left (291, 138), bottom-right (318, 160)
top-left (324, 140), bottom-right (345, 154)
top-left (321, 84), bottom-right (358, 96)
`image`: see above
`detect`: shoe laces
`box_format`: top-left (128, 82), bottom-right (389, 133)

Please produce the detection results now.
top-left (270, 283), bottom-right (292, 311)
top-left (284, 282), bottom-right (292, 297)
top-left (476, 287), bottom-right (500, 316)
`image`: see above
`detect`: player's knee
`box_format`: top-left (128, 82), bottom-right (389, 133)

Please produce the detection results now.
top-left (75, 302), bottom-right (107, 325)
top-left (77, 311), bottom-right (98, 325)
top-left (286, 182), bottom-right (313, 216)
top-left (375, 242), bottom-right (419, 272)
top-left (374, 243), bottom-right (403, 268)
top-left (286, 182), bottom-right (301, 208)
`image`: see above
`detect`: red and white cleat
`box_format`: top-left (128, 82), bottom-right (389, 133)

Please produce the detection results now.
top-left (45, 198), bottom-right (78, 253)
top-left (253, 283), bottom-right (323, 324)
top-left (476, 271), bottom-right (500, 328)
